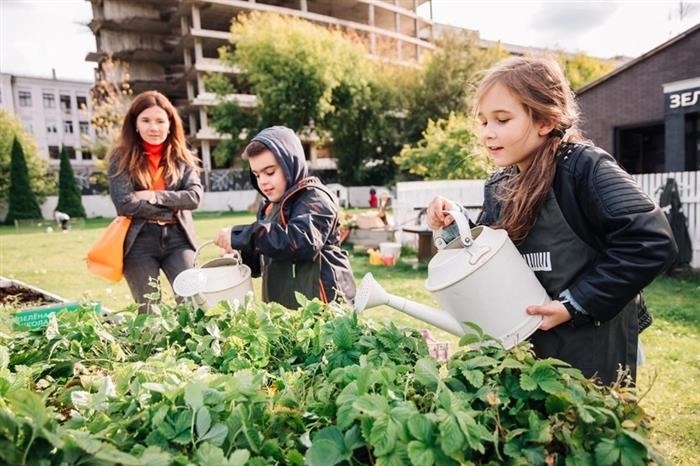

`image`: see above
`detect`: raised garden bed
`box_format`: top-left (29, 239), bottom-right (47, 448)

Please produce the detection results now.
top-left (0, 276), bottom-right (101, 329)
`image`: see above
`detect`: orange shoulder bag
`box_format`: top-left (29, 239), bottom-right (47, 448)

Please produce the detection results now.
top-left (85, 215), bottom-right (133, 282)
top-left (86, 165), bottom-right (164, 282)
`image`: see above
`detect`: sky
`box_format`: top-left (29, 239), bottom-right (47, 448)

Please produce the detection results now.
top-left (0, 0), bottom-right (699, 82)
top-left (420, 0), bottom-right (700, 59)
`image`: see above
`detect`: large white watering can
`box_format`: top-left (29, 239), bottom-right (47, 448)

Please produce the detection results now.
top-left (173, 241), bottom-right (253, 310)
top-left (355, 210), bottom-right (549, 349)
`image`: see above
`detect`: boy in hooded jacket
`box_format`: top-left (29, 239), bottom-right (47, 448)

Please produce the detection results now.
top-left (214, 126), bottom-right (356, 308)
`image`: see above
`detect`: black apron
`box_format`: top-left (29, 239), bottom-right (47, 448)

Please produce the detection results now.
top-left (517, 191), bottom-right (638, 385)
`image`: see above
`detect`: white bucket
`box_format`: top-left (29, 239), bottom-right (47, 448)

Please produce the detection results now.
top-left (379, 241), bottom-right (401, 262)
top-left (425, 213), bottom-right (548, 348)
top-left (173, 241), bottom-right (253, 310)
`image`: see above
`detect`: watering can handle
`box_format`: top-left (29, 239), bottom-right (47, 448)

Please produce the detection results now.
top-left (434, 209), bottom-right (473, 249)
top-left (194, 240), bottom-right (242, 267)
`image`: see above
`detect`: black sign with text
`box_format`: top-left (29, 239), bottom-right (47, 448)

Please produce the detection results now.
top-left (665, 85), bottom-right (700, 113)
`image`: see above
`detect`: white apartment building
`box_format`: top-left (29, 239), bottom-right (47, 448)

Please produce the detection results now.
top-left (0, 72), bottom-right (96, 171)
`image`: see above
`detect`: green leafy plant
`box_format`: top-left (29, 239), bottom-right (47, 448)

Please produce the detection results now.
top-left (0, 295), bottom-right (665, 465)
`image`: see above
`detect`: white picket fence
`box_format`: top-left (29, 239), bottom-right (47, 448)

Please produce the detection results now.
top-left (633, 170), bottom-right (699, 268)
top-left (394, 171), bottom-right (700, 268)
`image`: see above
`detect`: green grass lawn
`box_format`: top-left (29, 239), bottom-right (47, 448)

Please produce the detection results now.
top-left (1, 211), bottom-right (698, 465)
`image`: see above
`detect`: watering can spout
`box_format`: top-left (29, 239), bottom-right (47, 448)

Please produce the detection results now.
top-left (354, 273), bottom-right (465, 337)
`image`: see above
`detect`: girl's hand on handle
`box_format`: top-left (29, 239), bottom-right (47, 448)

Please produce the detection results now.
top-left (214, 227), bottom-right (234, 253)
top-left (526, 301), bottom-right (572, 331)
top-left (426, 196), bottom-right (460, 230)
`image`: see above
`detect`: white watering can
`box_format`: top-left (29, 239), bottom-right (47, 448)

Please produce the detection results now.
top-left (355, 210), bottom-right (549, 349)
top-left (173, 240), bottom-right (253, 310)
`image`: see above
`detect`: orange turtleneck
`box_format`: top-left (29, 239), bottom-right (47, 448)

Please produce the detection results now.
top-left (143, 141), bottom-right (166, 190)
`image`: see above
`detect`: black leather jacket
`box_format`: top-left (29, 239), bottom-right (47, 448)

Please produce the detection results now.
top-left (478, 143), bottom-right (677, 323)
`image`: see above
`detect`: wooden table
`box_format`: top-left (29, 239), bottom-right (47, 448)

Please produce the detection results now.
top-left (402, 226), bottom-right (437, 263)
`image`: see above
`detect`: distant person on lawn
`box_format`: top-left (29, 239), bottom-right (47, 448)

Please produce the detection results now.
top-left (108, 90), bottom-right (202, 313)
top-left (53, 210), bottom-right (70, 232)
top-left (213, 126), bottom-right (356, 308)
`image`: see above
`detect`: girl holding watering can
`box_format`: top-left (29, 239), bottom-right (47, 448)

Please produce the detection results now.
top-left (426, 56), bottom-right (676, 385)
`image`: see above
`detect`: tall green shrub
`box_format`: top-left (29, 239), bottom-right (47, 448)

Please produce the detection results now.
top-left (0, 109), bottom-right (52, 206)
top-left (56, 146), bottom-right (86, 217)
top-left (6, 137), bottom-right (42, 224)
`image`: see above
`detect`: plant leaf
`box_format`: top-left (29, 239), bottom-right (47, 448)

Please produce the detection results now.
top-left (370, 415), bottom-right (398, 456)
top-left (407, 440), bottom-right (435, 466)
top-left (353, 394), bottom-right (389, 417)
top-left (461, 368), bottom-right (484, 388)
top-left (457, 333), bottom-right (482, 346)
top-left (229, 449), bottom-right (252, 466)
top-left (439, 415), bottom-right (465, 455)
top-left (305, 439), bottom-right (347, 466)
top-left (45, 313), bottom-right (60, 340)
top-left (184, 381), bottom-right (204, 411)
top-left (199, 423), bottom-right (229, 446)
top-left (525, 411), bottom-right (551, 444)
top-left (519, 373), bottom-right (537, 391)
top-left (414, 358), bottom-right (440, 390)
top-left (618, 432), bottom-right (647, 466)
top-left (136, 446), bottom-right (172, 466)
top-left (594, 438), bottom-right (619, 466)
top-left (195, 406), bottom-right (212, 438)
top-left (407, 415), bottom-right (434, 443)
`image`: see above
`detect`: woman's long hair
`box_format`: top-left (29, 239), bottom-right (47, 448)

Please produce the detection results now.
top-left (474, 56), bottom-right (584, 242)
top-left (109, 90), bottom-right (199, 188)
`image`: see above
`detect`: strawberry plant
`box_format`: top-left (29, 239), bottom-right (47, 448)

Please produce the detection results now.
top-left (0, 296), bottom-right (664, 465)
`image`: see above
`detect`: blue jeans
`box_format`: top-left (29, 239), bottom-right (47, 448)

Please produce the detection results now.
top-left (123, 222), bottom-right (195, 313)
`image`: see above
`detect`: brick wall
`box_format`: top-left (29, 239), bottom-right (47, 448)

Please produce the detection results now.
top-left (577, 27), bottom-right (700, 155)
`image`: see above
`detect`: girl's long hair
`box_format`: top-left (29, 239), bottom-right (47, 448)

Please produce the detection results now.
top-left (475, 56), bottom-right (584, 242)
top-left (109, 90), bottom-right (199, 188)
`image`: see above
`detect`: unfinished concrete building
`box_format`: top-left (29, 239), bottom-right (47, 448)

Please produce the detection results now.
top-left (86, 0), bottom-right (436, 188)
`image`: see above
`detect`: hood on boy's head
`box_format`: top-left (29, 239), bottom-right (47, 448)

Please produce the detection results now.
top-left (249, 126), bottom-right (308, 196)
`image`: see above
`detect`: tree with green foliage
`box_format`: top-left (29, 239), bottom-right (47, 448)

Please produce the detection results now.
top-left (394, 113), bottom-right (492, 180)
top-left (212, 12), bottom-right (408, 183)
top-left (6, 137), bottom-right (42, 224)
top-left (403, 30), bottom-right (506, 145)
top-left (208, 13), bottom-right (620, 185)
top-left (557, 53), bottom-right (616, 90)
top-left (324, 69), bottom-right (406, 185)
top-left (204, 72), bottom-right (258, 167)
top-left (56, 146), bottom-right (86, 218)
top-left (0, 110), bottom-right (52, 208)
top-left (224, 12), bottom-right (360, 131)
top-left (90, 57), bottom-right (133, 158)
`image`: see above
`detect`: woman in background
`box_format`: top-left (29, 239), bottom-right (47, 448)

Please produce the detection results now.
top-left (108, 90), bottom-right (202, 312)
